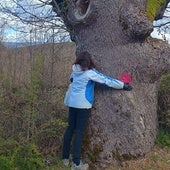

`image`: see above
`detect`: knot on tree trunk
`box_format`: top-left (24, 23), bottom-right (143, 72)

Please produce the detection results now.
top-left (120, 3), bottom-right (153, 40)
top-left (67, 0), bottom-right (97, 26)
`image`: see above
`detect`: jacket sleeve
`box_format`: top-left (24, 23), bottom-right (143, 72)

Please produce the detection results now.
top-left (87, 69), bottom-right (124, 89)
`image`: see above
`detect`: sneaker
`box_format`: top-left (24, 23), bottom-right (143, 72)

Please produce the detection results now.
top-left (71, 161), bottom-right (89, 170)
top-left (62, 159), bottom-right (69, 166)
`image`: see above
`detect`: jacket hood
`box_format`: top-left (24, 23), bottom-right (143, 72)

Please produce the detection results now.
top-left (72, 64), bottom-right (83, 72)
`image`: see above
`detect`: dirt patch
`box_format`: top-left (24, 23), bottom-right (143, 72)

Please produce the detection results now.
top-left (105, 146), bottom-right (170, 170)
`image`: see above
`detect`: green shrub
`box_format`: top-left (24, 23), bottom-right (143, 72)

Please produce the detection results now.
top-left (12, 143), bottom-right (45, 170)
top-left (0, 139), bottom-right (45, 170)
top-left (0, 54), bottom-right (45, 141)
top-left (35, 119), bottom-right (67, 156)
top-left (55, 156), bottom-right (70, 170)
top-left (157, 73), bottom-right (170, 147)
top-left (0, 138), bottom-right (19, 157)
top-left (156, 128), bottom-right (170, 148)
top-left (158, 73), bottom-right (170, 132)
top-left (0, 156), bottom-right (13, 170)
top-left (159, 74), bottom-right (170, 95)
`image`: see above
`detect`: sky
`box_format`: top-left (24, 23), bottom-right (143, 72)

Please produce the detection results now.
top-left (151, 3), bottom-right (170, 44)
top-left (0, 0), bottom-right (69, 43)
top-left (0, 1), bottom-right (170, 44)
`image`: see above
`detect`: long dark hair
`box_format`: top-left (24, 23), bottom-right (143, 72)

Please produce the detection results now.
top-left (74, 51), bottom-right (95, 70)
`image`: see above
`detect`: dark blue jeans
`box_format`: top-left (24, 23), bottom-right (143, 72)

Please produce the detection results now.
top-left (62, 107), bottom-right (90, 165)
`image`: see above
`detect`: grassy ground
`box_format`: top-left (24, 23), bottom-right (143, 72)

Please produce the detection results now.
top-left (106, 146), bottom-right (170, 170)
top-left (52, 146), bottom-right (170, 170)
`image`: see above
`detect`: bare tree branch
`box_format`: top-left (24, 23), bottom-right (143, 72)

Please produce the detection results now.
top-left (0, 0), bottom-right (70, 42)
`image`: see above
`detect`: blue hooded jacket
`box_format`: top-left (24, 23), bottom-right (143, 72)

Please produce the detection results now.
top-left (64, 64), bottom-right (124, 109)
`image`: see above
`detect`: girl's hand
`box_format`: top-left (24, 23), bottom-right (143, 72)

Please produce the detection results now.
top-left (123, 83), bottom-right (133, 91)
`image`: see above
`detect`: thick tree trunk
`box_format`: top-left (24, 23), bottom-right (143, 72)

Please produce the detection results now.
top-left (52, 0), bottom-right (170, 168)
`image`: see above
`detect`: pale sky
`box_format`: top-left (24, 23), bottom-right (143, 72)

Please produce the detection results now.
top-left (151, 3), bottom-right (170, 44)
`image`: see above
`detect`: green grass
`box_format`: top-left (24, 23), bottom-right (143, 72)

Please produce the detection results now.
top-left (156, 128), bottom-right (170, 148)
top-left (45, 157), bottom-right (70, 170)
top-left (150, 153), bottom-right (159, 162)
top-left (143, 167), bottom-right (160, 170)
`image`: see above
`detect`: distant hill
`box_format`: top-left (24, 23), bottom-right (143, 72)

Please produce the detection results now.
top-left (3, 41), bottom-right (42, 48)
top-left (1, 42), bottom-right (76, 88)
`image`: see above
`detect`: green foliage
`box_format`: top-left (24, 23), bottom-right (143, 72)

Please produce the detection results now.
top-left (27, 54), bottom-right (44, 110)
top-left (0, 138), bottom-right (19, 157)
top-left (158, 73), bottom-right (170, 132)
top-left (0, 156), bottom-right (12, 170)
top-left (29, 54), bottom-right (44, 99)
top-left (45, 157), bottom-right (71, 170)
top-left (0, 85), bottom-right (25, 139)
top-left (35, 118), bottom-right (67, 156)
top-left (159, 74), bottom-right (170, 96)
top-left (12, 143), bottom-right (45, 170)
top-left (55, 157), bottom-right (70, 170)
top-left (157, 73), bottom-right (170, 149)
top-left (0, 51), bottom-right (68, 168)
top-left (0, 54), bottom-right (45, 140)
top-left (156, 128), bottom-right (170, 148)
top-left (0, 139), bottom-right (44, 170)
top-left (150, 153), bottom-right (159, 162)
top-left (26, 54), bottom-right (45, 139)
top-left (0, 52), bottom-right (69, 168)
top-left (146, 0), bottom-right (166, 20)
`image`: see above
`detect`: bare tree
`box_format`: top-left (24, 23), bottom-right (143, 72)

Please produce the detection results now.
top-left (0, 0), bottom-right (70, 43)
top-left (0, 20), bottom-right (7, 44)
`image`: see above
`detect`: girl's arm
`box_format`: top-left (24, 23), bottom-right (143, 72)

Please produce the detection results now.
top-left (87, 69), bottom-right (124, 89)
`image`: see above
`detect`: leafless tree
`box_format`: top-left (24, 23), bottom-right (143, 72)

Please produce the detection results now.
top-left (0, 0), bottom-right (70, 43)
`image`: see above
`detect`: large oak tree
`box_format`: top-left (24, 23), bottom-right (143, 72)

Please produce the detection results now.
top-left (52, 0), bottom-right (170, 168)
top-left (51, 0), bottom-right (170, 167)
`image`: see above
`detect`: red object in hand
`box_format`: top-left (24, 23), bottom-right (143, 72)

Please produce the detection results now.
top-left (120, 73), bottom-right (132, 84)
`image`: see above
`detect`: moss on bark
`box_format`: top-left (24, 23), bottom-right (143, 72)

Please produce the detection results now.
top-left (146, 0), bottom-right (166, 20)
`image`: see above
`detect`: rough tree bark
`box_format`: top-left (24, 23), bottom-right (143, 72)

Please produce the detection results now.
top-left (52, 0), bottom-right (170, 169)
